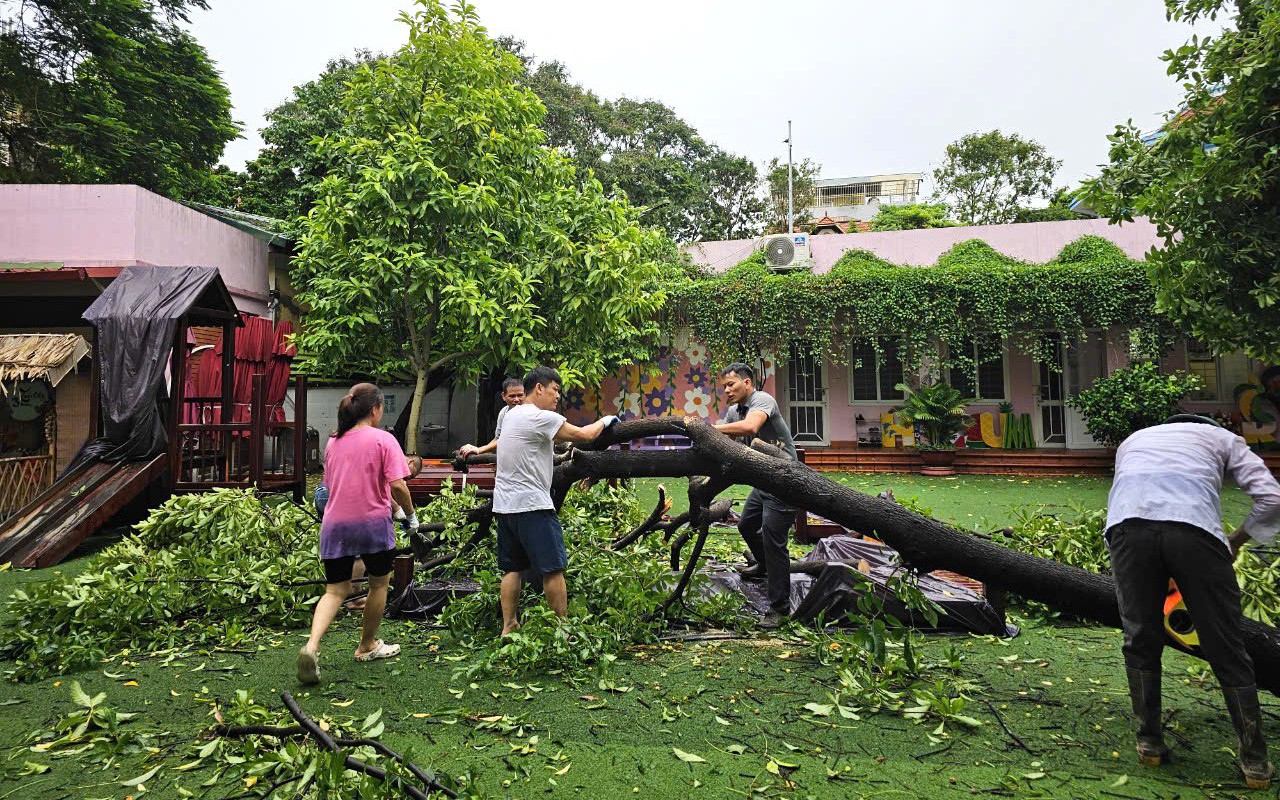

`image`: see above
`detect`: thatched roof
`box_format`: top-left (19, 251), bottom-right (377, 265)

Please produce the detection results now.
top-left (0, 334), bottom-right (91, 392)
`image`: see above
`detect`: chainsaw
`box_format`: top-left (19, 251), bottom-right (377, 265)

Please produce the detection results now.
top-left (1163, 581), bottom-right (1199, 651)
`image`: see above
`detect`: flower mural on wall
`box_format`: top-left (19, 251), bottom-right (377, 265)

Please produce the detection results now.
top-left (563, 387), bottom-right (585, 412)
top-left (644, 386), bottom-right (672, 416)
top-left (686, 364), bottom-right (710, 391)
top-left (683, 387), bottom-right (713, 416)
top-left (684, 342), bottom-right (707, 366)
top-left (613, 386), bottom-right (643, 420)
top-left (640, 370), bottom-right (667, 395)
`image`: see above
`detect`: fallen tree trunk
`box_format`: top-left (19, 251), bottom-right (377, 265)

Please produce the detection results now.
top-left (544, 418), bottom-right (1280, 696)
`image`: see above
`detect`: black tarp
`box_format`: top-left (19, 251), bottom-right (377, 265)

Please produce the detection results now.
top-left (707, 535), bottom-right (1016, 636)
top-left (79, 266), bottom-right (230, 463)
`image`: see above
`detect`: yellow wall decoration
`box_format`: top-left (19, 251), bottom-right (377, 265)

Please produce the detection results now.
top-left (979, 413), bottom-right (1004, 448)
top-left (880, 412), bottom-right (915, 448)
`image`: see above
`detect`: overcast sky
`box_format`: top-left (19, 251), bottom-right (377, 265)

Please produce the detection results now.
top-left (190, 0), bottom-right (1215, 193)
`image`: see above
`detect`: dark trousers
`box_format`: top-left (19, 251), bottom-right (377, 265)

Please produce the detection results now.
top-left (1108, 518), bottom-right (1255, 689)
top-left (739, 488), bottom-right (795, 614)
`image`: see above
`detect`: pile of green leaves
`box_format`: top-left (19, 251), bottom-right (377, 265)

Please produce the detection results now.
top-left (0, 489), bottom-right (322, 679)
top-left (672, 235), bottom-right (1173, 374)
top-left (1064, 361), bottom-right (1202, 448)
top-left (439, 482), bottom-right (743, 679)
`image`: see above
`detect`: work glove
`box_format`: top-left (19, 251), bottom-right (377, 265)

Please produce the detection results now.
top-left (406, 513), bottom-right (420, 532)
top-left (600, 415), bottom-right (620, 430)
top-left (393, 506), bottom-right (407, 521)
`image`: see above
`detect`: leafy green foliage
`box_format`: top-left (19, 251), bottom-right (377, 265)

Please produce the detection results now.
top-left (0, 490), bottom-right (321, 679)
top-left (869, 203), bottom-right (957, 231)
top-left (291, 1), bottom-right (667, 448)
top-left (0, 0), bottom-right (238, 199)
top-left (228, 51), bottom-right (383, 221)
top-left (26, 683), bottom-right (151, 766)
top-left (764, 156), bottom-right (820, 233)
top-left (1081, 1), bottom-right (1280, 360)
top-left (932, 130), bottom-right (1061, 225)
top-left (994, 506), bottom-right (1112, 575)
top-left (1064, 362), bottom-right (1201, 448)
top-left (894, 381), bottom-right (972, 450)
top-left (674, 235), bottom-right (1165, 374)
top-left (441, 482), bottom-right (742, 679)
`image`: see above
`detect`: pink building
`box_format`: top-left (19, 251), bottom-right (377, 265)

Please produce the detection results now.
top-left (565, 219), bottom-right (1279, 456)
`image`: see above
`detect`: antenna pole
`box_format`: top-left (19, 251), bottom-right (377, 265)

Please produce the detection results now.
top-left (786, 120), bottom-right (794, 234)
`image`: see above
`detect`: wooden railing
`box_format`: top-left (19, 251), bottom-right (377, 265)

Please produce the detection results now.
top-left (0, 455), bottom-right (54, 521)
top-left (173, 373), bottom-right (307, 500)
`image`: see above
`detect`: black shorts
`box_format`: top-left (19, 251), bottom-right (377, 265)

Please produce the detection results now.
top-left (322, 548), bottom-right (397, 585)
top-left (496, 510), bottom-right (567, 575)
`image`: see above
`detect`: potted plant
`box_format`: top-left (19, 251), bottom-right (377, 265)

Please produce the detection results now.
top-left (894, 381), bottom-right (972, 476)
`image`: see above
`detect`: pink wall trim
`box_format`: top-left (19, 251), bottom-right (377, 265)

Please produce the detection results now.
top-left (0, 185), bottom-right (269, 314)
top-left (684, 217), bottom-right (1162, 273)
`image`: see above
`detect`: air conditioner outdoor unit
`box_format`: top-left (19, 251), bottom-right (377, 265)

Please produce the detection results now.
top-left (760, 232), bottom-right (812, 272)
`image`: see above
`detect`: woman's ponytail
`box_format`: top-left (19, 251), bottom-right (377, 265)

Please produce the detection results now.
top-left (334, 382), bottom-right (383, 437)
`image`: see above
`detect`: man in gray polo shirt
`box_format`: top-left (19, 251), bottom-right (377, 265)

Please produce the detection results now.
top-left (492, 366), bottom-right (617, 637)
top-left (688, 361), bottom-right (797, 623)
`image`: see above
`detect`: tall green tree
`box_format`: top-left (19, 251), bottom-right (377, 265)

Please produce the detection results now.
top-left (240, 39), bottom-right (764, 240)
top-left (226, 52), bottom-right (380, 219)
top-left (292, 0), bottom-right (666, 451)
top-left (0, 0), bottom-right (237, 198)
top-left (932, 130), bottom-right (1061, 225)
top-left (764, 156), bottom-right (820, 233)
top-left (496, 39), bottom-right (765, 241)
top-left (1081, 0), bottom-right (1280, 360)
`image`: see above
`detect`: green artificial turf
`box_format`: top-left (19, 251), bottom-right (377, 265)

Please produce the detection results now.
top-left (0, 606), bottom-right (1273, 799)
top-left (0, 475), bottom-right (1269, 798)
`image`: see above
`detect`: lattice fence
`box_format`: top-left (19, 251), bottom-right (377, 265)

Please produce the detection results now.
top-left (0, 455), bottom-right (53, 520)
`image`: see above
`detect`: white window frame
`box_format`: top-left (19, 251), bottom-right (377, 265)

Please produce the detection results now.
top-left (1185, 340), bottom-right (1221, 401)
top-left (947, 337), bottom-right (1010, 403)
top-left (847, 336), bottom-right (907, 403)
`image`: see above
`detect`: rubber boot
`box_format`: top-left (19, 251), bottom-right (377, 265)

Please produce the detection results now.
top-left (1126, 667), bottom-right (1170, 766)
top-left (1223, 685), bottom-right (1274, 790)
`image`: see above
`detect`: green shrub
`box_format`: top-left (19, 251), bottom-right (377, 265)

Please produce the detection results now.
top-left (1065, 362), bottom-right (1201, 447)
top-left (1052, 235), bottom-right (1127, 264)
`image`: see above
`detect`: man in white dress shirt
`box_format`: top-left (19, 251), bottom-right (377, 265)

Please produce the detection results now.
top-left (1106, 415), bottom-right (1279, 788)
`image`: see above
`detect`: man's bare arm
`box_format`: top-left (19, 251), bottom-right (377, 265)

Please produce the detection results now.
top-left (713, 409), bottom-right (768, 437)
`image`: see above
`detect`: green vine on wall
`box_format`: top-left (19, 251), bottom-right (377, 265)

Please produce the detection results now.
top-left (671, 235), bottom-right (1179, 377)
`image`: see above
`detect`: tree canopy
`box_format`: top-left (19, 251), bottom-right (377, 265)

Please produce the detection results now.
top-left (291, 0), bottom-right (668, 451)
top-left (932, 130), bottom-right (1061, 226)
top-left (1081, 0), bottom-right (1280, 361)
top-left (869, 203), bottom-right (958, 231)
top-left (0, 0), bottom-right (238, 199)
top-left (764, 156), bottom-right (820, 233)
top-left (228, 39), bottom-right (763, 242)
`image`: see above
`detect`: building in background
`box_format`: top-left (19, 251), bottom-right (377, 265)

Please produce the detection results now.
top-left (807, 172), bottom-right (924, 233)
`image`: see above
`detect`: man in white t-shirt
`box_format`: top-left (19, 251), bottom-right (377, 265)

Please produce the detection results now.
top-left (457, 378), bottom-right (525, 458)
top-left (492, 366), bottom-right (618, 636)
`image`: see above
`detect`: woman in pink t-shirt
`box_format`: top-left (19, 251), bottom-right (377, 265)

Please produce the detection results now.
top-left (297, 383), bottom-right (416, 685)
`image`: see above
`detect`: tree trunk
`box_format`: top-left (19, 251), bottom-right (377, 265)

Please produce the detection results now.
top-left (537, 418), bottom-right (1280, 696)
top-left (392, 366), bottom-right (454, 450)
top-left (405, 367), bottom-right (429, 456)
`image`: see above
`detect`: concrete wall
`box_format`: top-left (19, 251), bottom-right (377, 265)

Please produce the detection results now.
top-left (308, 383), bottom-right (478, 461)
top-left (0, 184), bottom-right (269, 314)
top-left (683, 217), bottom-right (1161, 273)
